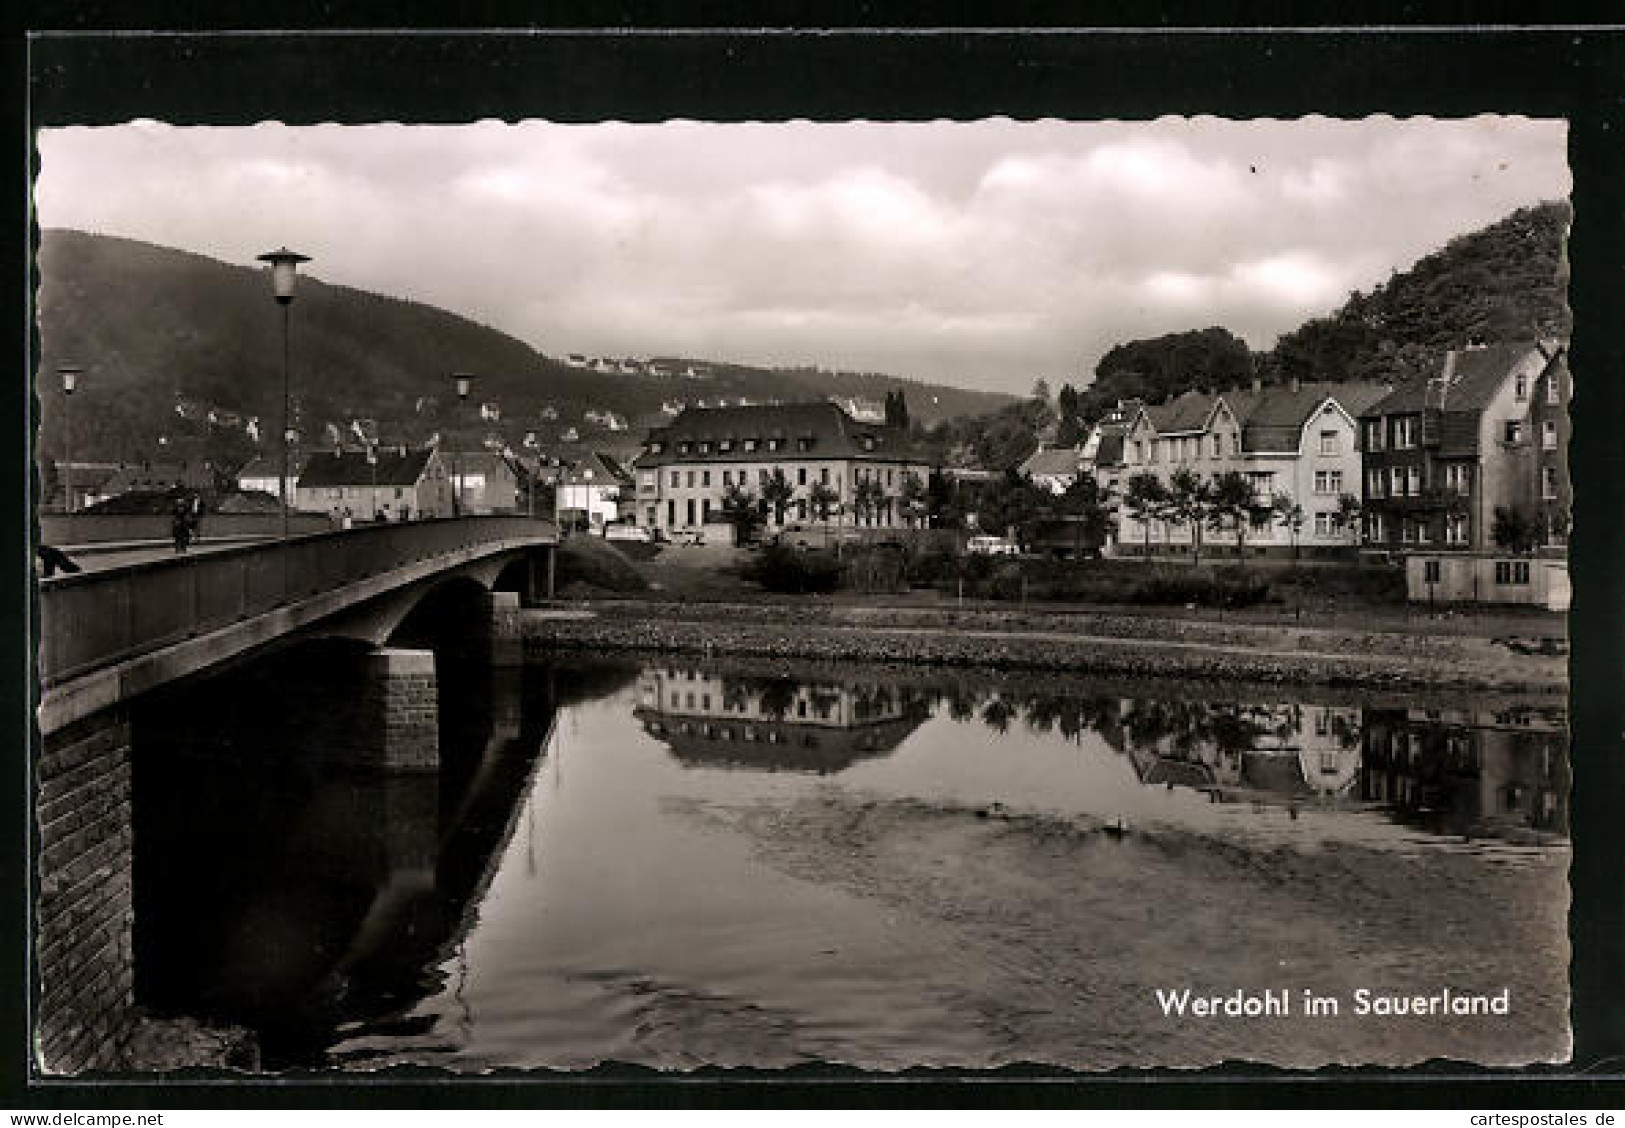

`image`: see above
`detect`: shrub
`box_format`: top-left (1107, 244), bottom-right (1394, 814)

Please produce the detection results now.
top-left (742, 543), bottom-right (844, 594)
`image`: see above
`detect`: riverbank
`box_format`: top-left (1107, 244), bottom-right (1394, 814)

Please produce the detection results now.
top-left (522, 600), bottom-right (1568, 694)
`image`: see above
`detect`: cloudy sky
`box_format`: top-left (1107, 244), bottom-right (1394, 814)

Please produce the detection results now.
top-left (35, 116), bottom-right (1568, 397)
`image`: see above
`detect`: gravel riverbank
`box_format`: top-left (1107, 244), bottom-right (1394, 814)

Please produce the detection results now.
top-left (523, 600), bottom-right (1567, 694)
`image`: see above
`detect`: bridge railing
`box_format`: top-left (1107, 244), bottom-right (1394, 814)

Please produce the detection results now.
top-left (37, 516), bottom-right (556, 687)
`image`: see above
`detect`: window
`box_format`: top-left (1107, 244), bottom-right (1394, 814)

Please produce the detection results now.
top-left (1504, 420), bottom-right (1525, 444)
top-left (1542, 466), bottom-right (1558, 500)
top-left (1211, 434), bottom-right (1221, 458)
top-left (722, 470), bottom-right (732, 487)
top-left (797, 467), bottom-right (807, 486)
top-left (1132, 440), bottom-right (1143, 463)
top-left (1367, 468), bottom-right (1385, 499)
top-left (768, 438), bottom-right (782, 452)
top-left (698, 441), bottom-right (711, 454)
top-left (887, 469), bottom-right (895, 486)
top-left (1444, 464), bottom-right (1471, 494)
top-left (1547, 373), bottom-right (1561, 405)
top-left (820, 467), bottom-right (830, 485)
top-left (797, 437), bottom-right (811, 452)
top-left (1319, 430), bottom-right (1339, 456)
top-left (1415, 518), bottom-right (1430, 545)
top-left (1364, 420), bottom-right (1385, 451)
top-left (1422, 560), bottom-right (1441, 584)
top-left (1393, 417), bottom-right (1416, 449)
top-left (758, 469), bottom-right (769, 485)
top-left (649, 441), bottom-right (665, 455)
top-left (1407, 467), bottom-right (1422, 496)
top-left (744, 439), bottom-right (758, 453)
top-left (1390, 467), bottom-right (1405, 497)
top-left (1314, 470), bottom-right (1342, 495)
top-left (1149, 442), bottom-right (1160, 464)
top-left (1446, 514), bottom-right (1468, 545)
top-left (1365, 512), bottom-right (1384, 542)
top-left (1314, 512), bottom-right (1333, 536)
top-left (1401, 520), bottom-right (1415, 544)
top-left (679, 441), bottom-right (692, 455)
top-left (719, 439), bottom-right (733, 452)
top-left (702, 470), bottom-right (711, 487)
top-left (1542, 420), bottom-right (1558, 450)
top-left (686, 471), bottom-right (695, 488)
top-left (1495, 560), bottom-right (1531, 585)
top-left (1515, 373), bottom-right (1529, 402)
top-left (702, 498), bottom-right (711, 522)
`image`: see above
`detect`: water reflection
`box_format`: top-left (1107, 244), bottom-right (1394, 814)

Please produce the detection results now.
top-left (630, 659), bottom-right (1566, 841)
top-left (635, 666), bottom-right (931, 773)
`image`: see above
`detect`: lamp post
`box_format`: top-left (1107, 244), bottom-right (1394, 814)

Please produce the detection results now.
top-left (367, 444), bottom-right (378, 521)
top-left (257, 247), bottom-right (310, 539)
top-left (58, 365), bottom-right (81, 514)
top-left (451, 371), bottom-right (474, 517)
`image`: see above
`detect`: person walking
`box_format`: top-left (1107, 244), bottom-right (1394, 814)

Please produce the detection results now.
top-left (172, 499), bottom-right (192, 554)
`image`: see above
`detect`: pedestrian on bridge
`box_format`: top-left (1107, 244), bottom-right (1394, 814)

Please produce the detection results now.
top-left (171, 498), bottom-right (192, 554)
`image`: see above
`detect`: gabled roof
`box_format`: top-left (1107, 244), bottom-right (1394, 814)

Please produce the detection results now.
top-left (1361, 343), bottom-right (1547, 418)
top-left (633, 402), bottom-right (924, 468)
top-left (1020, 445), bottom-right (1084, 478)
top-left (297, 448), bottom-right (435, 489)
top-left (1136, 382), bottom-right (1388, 454)
top-left (561, 450), bottom-right (633, 486)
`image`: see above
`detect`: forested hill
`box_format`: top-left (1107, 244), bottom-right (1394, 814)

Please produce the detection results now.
top-left (1080, 201), bottom-right (1571, 417)
top-left (33, 230), bottom-right (1010, 468)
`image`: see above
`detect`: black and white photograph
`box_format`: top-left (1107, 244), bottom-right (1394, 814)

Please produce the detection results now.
top-left (22, 29), bottom-right (1606, 1094)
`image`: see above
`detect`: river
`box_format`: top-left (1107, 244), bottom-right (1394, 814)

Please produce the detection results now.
top-left (133, 651), bottom-right (1571, 1072)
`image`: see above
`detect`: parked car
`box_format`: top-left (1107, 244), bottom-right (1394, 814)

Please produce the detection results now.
top-left (966, 534), bottom-right (1020, 557)
top-left (604, 523), bottom-right (655, 543)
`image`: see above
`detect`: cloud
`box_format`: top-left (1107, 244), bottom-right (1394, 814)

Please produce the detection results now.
top-left (34, 117), bottom-right (1570, 396)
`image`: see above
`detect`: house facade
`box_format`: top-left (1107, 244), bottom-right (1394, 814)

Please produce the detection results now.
top-left (556, 451), bottom-right (634, 530)
top-left (1357, 342), bottom-right (1569, 555)
top-left (442, 449), bottom-right (527, 515)
top-left (295, 447), bottom-right (452, 520)
top-left (632, 403), bottom-right (930, 536)
top-left (1117, 381), bottom-right (1388, 559)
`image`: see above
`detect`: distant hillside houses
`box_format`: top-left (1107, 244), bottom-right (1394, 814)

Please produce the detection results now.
top-left (584, 408), bottom-right (627, 431)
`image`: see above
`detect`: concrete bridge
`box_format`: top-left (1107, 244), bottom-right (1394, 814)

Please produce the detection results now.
top-left (33, 515), bottom-right (559, 1072)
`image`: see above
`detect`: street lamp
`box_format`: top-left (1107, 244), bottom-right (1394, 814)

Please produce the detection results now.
top-left (257, 246), bottom-right (311, 539)
top-left (451, 371), bottom-right (474, 517)
top-left (367, 444), bottom-right (378, 522)
top-left (58, 365), bottom-right (81, 514)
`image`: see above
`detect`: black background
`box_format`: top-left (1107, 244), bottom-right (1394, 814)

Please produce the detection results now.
top-left (10, 5), bottom-right (1625, 1110)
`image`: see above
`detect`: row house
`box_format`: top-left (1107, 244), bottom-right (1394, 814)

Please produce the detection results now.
top-left (1116, 380), bottom-right (1389, 558)
top-left (1359, 341), bottom-right (1569, 552)
top-left (1358, 341), bottom-right (1570, 609)
top-left (631, 402), bottom-right (930, 536)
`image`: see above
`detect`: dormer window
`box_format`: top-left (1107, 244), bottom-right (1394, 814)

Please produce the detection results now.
top-left (860, 435), bottom-right (876, 452)
top-left (649, 441), bottom-right (664, 455)
top-left (699, 441), bottom-right (711, 454)
top-left (679, 441), bottom-right (693, 455)
top-left (744, 438), bottom-right (758, 453)
top-left (720, 439), bottom-right (733, 452)
top-left (797, 437), bottom-right (811, 452)
top-left (767, 438), bottom-right (781, 452)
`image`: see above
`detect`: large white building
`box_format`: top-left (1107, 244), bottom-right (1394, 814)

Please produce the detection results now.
top-left (1118, 380), bottom-right (1390, 559)
top-left (631, 402), bottom-right (930, 536)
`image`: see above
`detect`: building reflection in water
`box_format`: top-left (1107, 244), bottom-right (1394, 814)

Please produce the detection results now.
top-left (1360, 702), bottom-right (1569, 840)
top-left (635, 665), bottom-right (931, 774)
